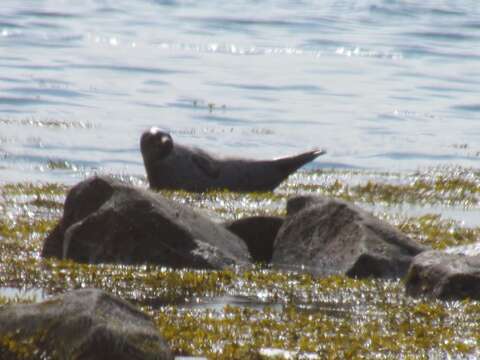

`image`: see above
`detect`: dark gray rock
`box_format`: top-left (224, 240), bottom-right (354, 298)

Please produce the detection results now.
top-left (141, 127), bottom-right (325, 192)
top-left (225, 216), bottom-right (284, 263)
top-left (42, 176), bottom-right (251, 269)
top-left (0, 288), bottom-right (173, 360)
top-left (42, 176), bottom-right (116, 259)
top-left (405, 250), bottom-right (480, 300)
top-left (272, 195), bottom-right (427, 278)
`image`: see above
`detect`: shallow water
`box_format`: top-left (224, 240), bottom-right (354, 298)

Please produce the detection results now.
top-left (1, 0), bottom-right (480, 184)
top-left (0, 286), bottom-right (46, 301)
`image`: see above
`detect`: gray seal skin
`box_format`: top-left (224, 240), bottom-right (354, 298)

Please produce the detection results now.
top-left (140, 127), bottom-right (325, 192)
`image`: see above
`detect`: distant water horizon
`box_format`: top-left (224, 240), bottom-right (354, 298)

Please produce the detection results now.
top-left (1, 0), bottom-right (480, 184)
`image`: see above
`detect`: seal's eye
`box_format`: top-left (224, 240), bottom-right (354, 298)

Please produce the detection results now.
top-left (156, 134), bottom-right (173, 157)
top-left (160, 135), bottom-right (170, 145)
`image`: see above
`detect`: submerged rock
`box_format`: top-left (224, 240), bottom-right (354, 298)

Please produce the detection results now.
top-left (0, 288), bottom-right (173, 360)
top-left (405, 250), bottom-right (480, 300)
top-left (225, 216), bottom-right (284, 263)
top-left (42, 176), bottom-right (251, 268)
top-left (272, 195), bottom-right (426, 278)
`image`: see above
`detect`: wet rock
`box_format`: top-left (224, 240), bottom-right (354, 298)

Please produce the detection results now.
top-left (42, 176), bottom-right (251, 269)
top-left (225, 216), bottom-right (284, 263)
top-left (405, 250), bottom-right (480, 300)
top-left (0, 288), bottom-right (173, 360)
top-left (272, 195), bottom-right (427, 278)
top-left (41, 176), bottom-right (115, 259)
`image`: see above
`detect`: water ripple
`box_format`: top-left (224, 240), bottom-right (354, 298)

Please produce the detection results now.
top-left (194, 114), bottom-right (250, 125)
top-left (453, 104), bottom-right (480, 112)
top-left (0, 96), bottom-right (84, 108)
top-left (68, 63), bottom-right (185, 75)
top-left (16, 10), bottom-right (79, 19)
top-left (403, 31), bottom-right (476, 41)
top-left (5, 87), bottom-right (87, 98)
top-left (369, 152), bottom-right (480, 162)
top-left (210, 82), bottom-right (323, 93)
top-left (182, 15), bottom-right (319, 32)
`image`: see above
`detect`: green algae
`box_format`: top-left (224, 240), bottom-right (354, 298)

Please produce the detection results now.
top-left (0, 333), bottom-right (45, 360)
top-left (397, 214), bottom-right (480, 249)
top-left (281, 176), bottom-right (480, 206)
top-left (155, 294), bottom-right (479, 359)
top-left (0, 218), bottom-right (56, 244)
top-left (159, 169), bottom-right (480, 220)
top-left (1, 168), bottom-right (480, 359)
top-left (1, 183), bottom-right (68, 197)
top-left (161, 189), bottom-right (285, 220)
top-left (290, 167), bottom-right (480, 204)
top-left (46, 160), bottom-right (75, 171)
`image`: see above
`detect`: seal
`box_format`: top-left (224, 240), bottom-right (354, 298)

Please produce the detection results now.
top-left (140, 127), bottom-right (325, 192)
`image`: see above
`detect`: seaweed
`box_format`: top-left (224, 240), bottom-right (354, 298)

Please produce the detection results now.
top-left (1, 168), bottom-right (480, 359)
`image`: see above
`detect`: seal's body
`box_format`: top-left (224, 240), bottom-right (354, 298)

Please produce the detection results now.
top-left (141, 128), bottom-right (325, 192)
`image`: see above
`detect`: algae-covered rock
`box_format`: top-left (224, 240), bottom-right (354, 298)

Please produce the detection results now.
top-left (224, 216), bottom-right (284, 263)
top-left (0, 288), bottom-right (173, 360)
top-left (272, 195), bottom-right (427, 278)
top-left (42, 176), bottom-right (251, 269)
top-left (405, 250), bottom-right (480, 300)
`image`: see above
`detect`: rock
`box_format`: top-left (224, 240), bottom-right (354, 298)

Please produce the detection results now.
top-left (42, 176), bottom-right (251, 269)
top-left (405, 250), bottom-right (480, 300)
top-left (42, 176), bottom-right (116, 259)
top-left (272, 195), bottom-right (427, 278)
top-left (225, 216), bottom-right (284, 263)
top-left (0, 288), bottom-right (173, 360)
top-left (285, 195), bottom-right (323, 216)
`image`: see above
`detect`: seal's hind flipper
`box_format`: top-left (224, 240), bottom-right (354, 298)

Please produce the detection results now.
top-left (275, 149), bottom-right (325, 174)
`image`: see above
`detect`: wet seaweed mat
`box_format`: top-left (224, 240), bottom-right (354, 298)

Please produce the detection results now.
top-left (1, 168), bottom-right (480, 359)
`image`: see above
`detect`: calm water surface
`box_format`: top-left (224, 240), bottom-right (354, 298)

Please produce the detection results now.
top-left (1, 0), bottom-right (479, 184)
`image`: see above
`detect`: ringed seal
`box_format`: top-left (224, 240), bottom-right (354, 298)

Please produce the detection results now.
top-left (140, 127), bottom-right (325, 192)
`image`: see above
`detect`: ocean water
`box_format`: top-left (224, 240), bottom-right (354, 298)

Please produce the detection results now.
top-left (0, 0), bottom-right (479, 184)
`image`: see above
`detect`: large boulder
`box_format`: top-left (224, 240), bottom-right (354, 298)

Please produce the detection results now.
top-left (271, 195), bottom-right (427, 278)
top-left (0, 288), bottom-right (173, 360)
top-left (224, 216), bottom-right (284, 263)
top-left (405, 250), bottom-right (480, 300)
top-left (42, 176), bottom-right (251, 269)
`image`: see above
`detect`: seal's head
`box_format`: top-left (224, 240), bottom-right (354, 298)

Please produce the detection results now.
top-left (140, 127), bottom-right (174, 162)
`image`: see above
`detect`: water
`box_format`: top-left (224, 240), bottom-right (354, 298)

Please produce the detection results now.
top-left (1, 0), bottom-right (479, 184)
top-left (0, 286), bottom-right (46, 301)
